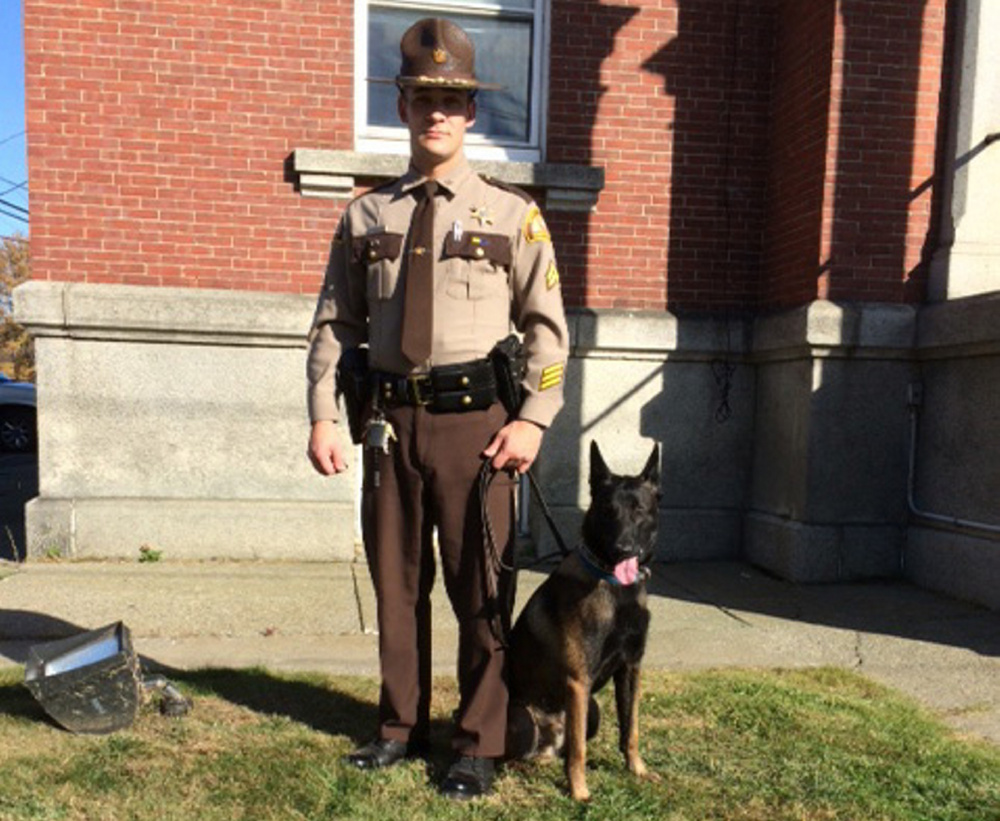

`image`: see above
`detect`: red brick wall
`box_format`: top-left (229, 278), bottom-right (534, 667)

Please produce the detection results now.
top-left (548, 0), bottom-right (776, 312)
top-left (24, 0), bottom-right (947, 312)
top-left (760, 1), bottom-right (836, 308)
top-left (823, 0), bottom-right (946, 305)
top-left (24, 0), bottom-right (352, 294)
top-left (761, 0), bottom-right (947, 309)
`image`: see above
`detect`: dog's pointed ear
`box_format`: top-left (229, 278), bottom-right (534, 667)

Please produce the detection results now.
top-left (590, 440), bottom-right (611, 487)
top-left (641, 443), bottom-right (660, 485)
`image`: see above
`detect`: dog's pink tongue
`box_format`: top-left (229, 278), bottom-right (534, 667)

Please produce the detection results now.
top-left (614, 557), bottom-right (640, 585)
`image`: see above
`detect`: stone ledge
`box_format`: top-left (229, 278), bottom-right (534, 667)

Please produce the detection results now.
top-left (15, 281), bottom-right (754, 360)
top-left (572, 309), bottom-right (749, 359)
top-left (751, 296), bottom-right (1000, 363)
top-left (19, 284), bottom-right (1000, 362)
top-left (14, 281), bottom-right (315, 347)
top-left (917, 291), bottom-right (1000, 359)
top-left (292, 149), bottom-right (605, 212)
top-left (752, 301), bottom-right (918, 361)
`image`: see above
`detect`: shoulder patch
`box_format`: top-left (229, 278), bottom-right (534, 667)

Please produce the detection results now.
top-left (481, 175), bottom-right (533, 204)
top-left (523, 205), bottom-right (551, 244)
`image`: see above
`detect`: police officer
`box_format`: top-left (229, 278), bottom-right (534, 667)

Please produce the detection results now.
top-left (306, 17), bottom-right (568, 800)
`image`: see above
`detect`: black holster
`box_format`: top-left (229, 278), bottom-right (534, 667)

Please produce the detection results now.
top-left (489, 334), bottom-right (526, 417)
top-left (335, 347), bottom-right (369, 445)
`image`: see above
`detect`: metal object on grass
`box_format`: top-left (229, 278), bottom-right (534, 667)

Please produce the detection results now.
top-left (24, 621), bottom-right (143, 734)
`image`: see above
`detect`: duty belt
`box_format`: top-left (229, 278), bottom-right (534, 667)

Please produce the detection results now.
top-left (374, 358), bottom-right (498, 413)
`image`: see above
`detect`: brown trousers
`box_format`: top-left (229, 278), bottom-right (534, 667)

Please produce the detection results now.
top-left (361, 401), bottom-right (516, 757)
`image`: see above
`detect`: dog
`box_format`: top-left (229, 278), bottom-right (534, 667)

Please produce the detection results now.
top-left (506, 440), bottom-right (661, 801)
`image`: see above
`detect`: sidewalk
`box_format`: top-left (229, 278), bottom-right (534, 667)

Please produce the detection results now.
top-left (2, 559), bottom-right (998, 745)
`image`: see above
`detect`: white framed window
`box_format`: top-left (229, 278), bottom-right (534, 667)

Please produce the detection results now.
top-left (354, 0), bottom-right (548, 162)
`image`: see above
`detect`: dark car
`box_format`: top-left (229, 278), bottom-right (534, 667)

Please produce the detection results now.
top-left (0, 373), bottom-right (37, 452)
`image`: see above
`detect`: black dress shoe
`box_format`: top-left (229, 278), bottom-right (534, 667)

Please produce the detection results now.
top-left (440, 755), bottom-right (495, 800)
top-left (345, 738), bottom-right (411, 770)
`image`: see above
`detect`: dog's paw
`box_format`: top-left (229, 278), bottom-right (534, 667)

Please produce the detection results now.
top-left (629, 756), bottom-right (661, 782)
top-left (568, 765), bottom-right (590, 802)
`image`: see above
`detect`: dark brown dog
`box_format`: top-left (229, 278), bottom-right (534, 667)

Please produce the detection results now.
top-left (507, 440), bottom-right (660, 801)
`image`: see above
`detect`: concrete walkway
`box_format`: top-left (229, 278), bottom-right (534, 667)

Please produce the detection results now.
top-left (1, 559), bottom-right (998, 745)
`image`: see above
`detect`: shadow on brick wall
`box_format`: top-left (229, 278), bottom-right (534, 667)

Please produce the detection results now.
top-left (634, 0), bottom-right (952, 584)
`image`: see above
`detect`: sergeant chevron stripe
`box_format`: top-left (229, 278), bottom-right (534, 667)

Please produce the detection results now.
top-left (539, 362), bottom-right (564, 391)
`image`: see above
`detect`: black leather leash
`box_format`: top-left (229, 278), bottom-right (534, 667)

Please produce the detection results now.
top-left (478, 461), bottom-right (571, 569)
top-left (523, 469), bottom-right (573, 561)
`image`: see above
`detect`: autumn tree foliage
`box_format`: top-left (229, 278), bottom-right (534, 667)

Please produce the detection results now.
top-left (1, 236), bottom-right (34, 381)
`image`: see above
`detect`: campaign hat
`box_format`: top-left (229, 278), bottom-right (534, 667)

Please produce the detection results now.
top-left (378, 18), bottom-right (501, 90)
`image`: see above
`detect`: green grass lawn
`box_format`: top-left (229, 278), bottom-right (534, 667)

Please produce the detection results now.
top-left (1, 666), bottom-right (997, 820)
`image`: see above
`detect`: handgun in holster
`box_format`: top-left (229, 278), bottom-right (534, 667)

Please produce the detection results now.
top-left (335, 346), bottom-right (370, 445)
top-left (489, 334), bottom-right (527, 418)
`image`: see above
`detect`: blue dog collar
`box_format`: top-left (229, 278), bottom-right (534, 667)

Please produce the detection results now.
top-left (577, 545), bottom-right (648, 586)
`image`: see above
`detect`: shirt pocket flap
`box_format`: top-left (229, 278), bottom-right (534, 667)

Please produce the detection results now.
top-left (443, 232), bottom-right (512, 267)
top-left (352, 232), bottom-right (404, 264)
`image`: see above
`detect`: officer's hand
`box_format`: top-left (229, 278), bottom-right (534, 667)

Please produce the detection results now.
top-left (308, 420), bottom-right (350, 475)
top-left (483, 419), bottom-right (544, 474)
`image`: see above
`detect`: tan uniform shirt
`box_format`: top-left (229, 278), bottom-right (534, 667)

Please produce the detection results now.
top-left (307, 157), bottom-right (569, 429)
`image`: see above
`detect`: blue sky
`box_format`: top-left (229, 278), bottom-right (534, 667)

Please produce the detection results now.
top-left (0, 0), bottom-right (28, 238)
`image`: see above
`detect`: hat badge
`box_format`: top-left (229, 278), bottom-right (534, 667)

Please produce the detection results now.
top-left (432, 47), bottom-right (447, 64)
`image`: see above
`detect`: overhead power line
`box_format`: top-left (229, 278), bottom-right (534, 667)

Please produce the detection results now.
top-left (0, 198), bottom-right (28, 215)
top-left (0, 174), bottom-right (26, 193)
top-left (0, 130), bottom-right (26, 148)
top-left (0, 205), bottom-right (29, 224)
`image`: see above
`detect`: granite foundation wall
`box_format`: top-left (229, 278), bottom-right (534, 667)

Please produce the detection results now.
top-left (14, 282), bottom-right (1000, 610)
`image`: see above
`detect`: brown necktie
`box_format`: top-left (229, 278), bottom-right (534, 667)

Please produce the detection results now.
top-left (400, 180), bottom-right (437, 365)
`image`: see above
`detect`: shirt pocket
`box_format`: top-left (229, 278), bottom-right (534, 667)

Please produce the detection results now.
top-left (352, 232), bottom-right (404, 300)
top-left (443, 232), bottom-right (512, 300)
